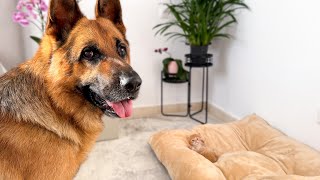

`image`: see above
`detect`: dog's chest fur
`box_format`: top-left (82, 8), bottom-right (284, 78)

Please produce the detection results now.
top-left (0, 65), bottom-right (103, 179)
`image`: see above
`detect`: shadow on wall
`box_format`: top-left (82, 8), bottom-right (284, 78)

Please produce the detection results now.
top-left (207, 23), bottom-right (240, 108)
top-left (209, 24), bottom-right (239, 77)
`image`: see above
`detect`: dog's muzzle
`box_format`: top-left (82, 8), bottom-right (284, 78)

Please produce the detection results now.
top-left (120, 71), bottom-right (142, 94)
top-left (78, 70), bottom-right (142, 118)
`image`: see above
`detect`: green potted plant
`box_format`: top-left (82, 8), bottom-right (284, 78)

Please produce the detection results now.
top-left (154, 0), bottom-right (249, 59)
top-left (155, 48), bottom-right (189, 82)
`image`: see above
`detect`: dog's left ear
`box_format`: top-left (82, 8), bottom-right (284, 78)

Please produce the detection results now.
top-left (46, 0), bottom-right (84, 44)
top-left (95, 0), bottom-right (126, 35)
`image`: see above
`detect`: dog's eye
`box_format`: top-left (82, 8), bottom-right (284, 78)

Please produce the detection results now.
top-left (84, 51), bottom-right (94, 59)
top-left (116, 40), bottom-right (127, 58)
top-left (81, 47), bottom-right (101, 61)
top-left (118, 46), bottom-right (127, 58)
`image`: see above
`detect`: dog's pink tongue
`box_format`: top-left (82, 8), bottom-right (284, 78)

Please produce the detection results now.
top-left (107, 100), bottom-right (132, 118)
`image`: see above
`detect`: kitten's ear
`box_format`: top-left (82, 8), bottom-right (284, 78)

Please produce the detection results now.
top-left (95, 0), bottom-right (126, 35)
top-left (46, 0), bottom-right (83, 43)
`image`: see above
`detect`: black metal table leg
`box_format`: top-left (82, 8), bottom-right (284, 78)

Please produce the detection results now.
top-left (187, 66), bottom-right (192, 115)
top-left (205, 66), bottom-right (209, 122)
top-left (190, 67), bottom-right (205, 114)
top-left (161, 71), bottom-right (188, 117)
top-left (189, 67), bottom-right (209, 124)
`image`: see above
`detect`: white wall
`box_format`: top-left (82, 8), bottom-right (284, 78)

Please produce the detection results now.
top-left (23, 0), bottom-right (203, 108)
top-left (0, 0), bottom-right (24, 69)
top-left (210, 0), bottom-right (320, 150)
top-left (121, 0), bottom-right (203, 107)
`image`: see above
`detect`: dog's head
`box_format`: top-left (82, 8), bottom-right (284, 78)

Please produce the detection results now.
top-left (45, 0), bottom-right (141, 118)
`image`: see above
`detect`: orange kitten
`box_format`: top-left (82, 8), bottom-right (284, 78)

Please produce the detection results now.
top-left (188, 134), bottom-right (218, 162)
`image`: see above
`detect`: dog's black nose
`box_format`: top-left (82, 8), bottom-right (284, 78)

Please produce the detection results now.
top-left (124, 72), bottom-right (142, 93)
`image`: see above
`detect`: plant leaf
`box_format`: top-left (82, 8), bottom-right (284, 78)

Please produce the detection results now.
top-left (30, 36), bottom-right (41, 44)
top-left (153, 0), bottom-right (249, 45)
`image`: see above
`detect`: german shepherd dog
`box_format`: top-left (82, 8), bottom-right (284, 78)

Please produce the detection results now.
top-left (0, 0), bottom-right (141, 179)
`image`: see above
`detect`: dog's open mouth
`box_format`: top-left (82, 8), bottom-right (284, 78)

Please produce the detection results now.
top-left (80, 86), bottom-right (133, 118)
top-left (105, 99), bottom-right (133, 118)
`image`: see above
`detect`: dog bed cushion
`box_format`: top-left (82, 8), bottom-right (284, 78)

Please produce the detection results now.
top-left (149, 115), bottom-right (320, 180)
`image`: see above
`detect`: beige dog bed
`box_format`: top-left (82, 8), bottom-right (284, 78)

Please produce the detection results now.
top-left (149, 115), bottom-right (320, 180)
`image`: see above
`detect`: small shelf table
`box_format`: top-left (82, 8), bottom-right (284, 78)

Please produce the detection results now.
top-left (160, 54), bottom-right (213, 124)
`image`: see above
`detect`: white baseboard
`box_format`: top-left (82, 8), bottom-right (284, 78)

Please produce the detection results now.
top-left (207, 103), bottom-right (238, 122)
top-left (98, 102), bottom-right (237, 141)
top-left (130, 102), bottom-right (237, 122)
top-left (128, 102), bottom-right (200, 119)
top-left (97, 116), bottom-right (120, 141)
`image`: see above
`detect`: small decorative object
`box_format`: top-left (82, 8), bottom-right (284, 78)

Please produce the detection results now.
top-left (167, 61), bottom-right (178, 74)
top-left (12, 0), bottom-right (82, 44)
top-left (154, 0), bottom-right (249, 57)
top-left (155, 47), bottom-right (188, 81)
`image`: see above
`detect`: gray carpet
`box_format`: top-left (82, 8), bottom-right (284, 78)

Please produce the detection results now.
top-left (75, 116), bottom-right (222, 180)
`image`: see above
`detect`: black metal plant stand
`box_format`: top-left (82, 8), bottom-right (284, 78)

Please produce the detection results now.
top-left (161, 54), bottom-right (213, 124)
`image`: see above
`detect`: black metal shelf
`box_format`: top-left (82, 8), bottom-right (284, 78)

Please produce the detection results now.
top-left (162, 73), bottom-right (188, 84)
top-left (162, 78), bottom-right (188, 84)
top-left (161, 54), bottom-right (213, 124)
top-left (185, 54), bottom-right (213, 67)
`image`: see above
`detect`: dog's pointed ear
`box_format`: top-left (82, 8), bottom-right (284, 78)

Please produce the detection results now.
top-left (46, 0), bottom-right (83, 43)
top-left (95, 0), bottom-right (126, 35)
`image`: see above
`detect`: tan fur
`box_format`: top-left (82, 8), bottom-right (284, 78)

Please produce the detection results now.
top-left (0, 0), bottom-right (134, 179)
